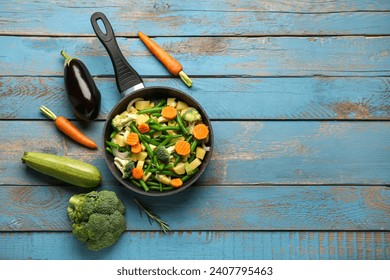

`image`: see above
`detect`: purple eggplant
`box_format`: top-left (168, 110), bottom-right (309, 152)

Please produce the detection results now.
top-left (61, 50), bottom-right (101, 121)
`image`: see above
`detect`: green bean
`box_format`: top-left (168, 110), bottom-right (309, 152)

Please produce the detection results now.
top-left (119, 147), bottom-right (132, 153)
top-left (110, 130), bottom-right (118, 139)
top-left (159, 134), bottom-right (182, 139)
top-left (165, 140), bottom-right (176, 148)
top-left (137, 107), bottom-right (163, 114)
top-left (142, 140), bottom-right (154, 157)
top-left (158, 135), bottom-right (173, 147)
top-left (147, 185), bottom-right (174, 192)
top-left (181, 174), bottom-right (193, 182)
top-left (146, 118), bottom-right (159, 125)
top-left (182, 168), bottom-right (199, 182)
top-left (139, 180), bottom-right (149, 192)
top-left (149, 174), bottom-right (157, 182)
top-left (158, 170), bottom-right (177, 176)
top-left (152, 113), bottom-right (162, 118)
top-left (105, 141), bottom-right (120, 150)
top-left (189, 154), bottom-right (195, 162)
top-left (141, 135), bottom-right (161, 146)
top-left (173, 154), bottom-right (181, 166)
top-left (150, 125), bottom-right (181, 131)
top-left (155, 99), bottom-right (167, 107)
top-left (153, 155), bottom-right (161, 170)
top-left (164, 164), bottom-right (174, 170)
top-left (164, 126), bottom-right (181, 131)
top-left (144, 163), bottom-right (152, 175)
top-left (190, 139), bottom-right (198, 153)
top-left (187, 140), bottom-right (198, 162)
top-left (105, 147), bottom-right (113, 154)
top-left (129, 122), bottom-right (140, 136)
top-left (144, 181), bottom-right (160, 187)
top-left (186, 135), bottom-right (193, 142)
top-left (158, 163), bottom-right (166, 171)
top-left (130, 179), bottom-right (142, 188)
top-left (176, 113), bottom-right (189, 135)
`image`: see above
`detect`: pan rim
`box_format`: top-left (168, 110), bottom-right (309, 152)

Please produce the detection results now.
top-left (102, 86), bottom-right (214, 197)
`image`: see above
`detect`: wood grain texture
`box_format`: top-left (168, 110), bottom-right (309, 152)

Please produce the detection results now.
top-left (1, 231), bottom-right (389, 260)
top-left (0, 1), bottom-right (390, 36)
top-left (0, 185), bottom-right (389, 231)
top-left (0, 36), bottom-right (389, 77)
top-left (1, 77), bottom-right (389, 120)
top-left (0, 121), bottom-right (389, 186)
top-left (1, 0), bottom-right (389, 261)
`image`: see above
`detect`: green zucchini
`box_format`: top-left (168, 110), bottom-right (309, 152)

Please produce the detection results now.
top-left (21, 152), bottom-right (102, 188)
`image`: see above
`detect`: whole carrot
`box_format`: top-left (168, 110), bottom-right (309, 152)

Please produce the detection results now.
top-left (138, 31), bottom-right (192, 87)
top-left (40, 106), bottom-right (97, 149)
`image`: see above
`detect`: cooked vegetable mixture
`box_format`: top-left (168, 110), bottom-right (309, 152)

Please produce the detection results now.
top-left (106, 97), bottom-right (210, 192)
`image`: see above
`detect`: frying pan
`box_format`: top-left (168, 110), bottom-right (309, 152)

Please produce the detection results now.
top-left (90, 12), bottom-right (213, 196)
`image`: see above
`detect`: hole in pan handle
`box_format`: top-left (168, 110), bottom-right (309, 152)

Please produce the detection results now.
top-left (90, 12), bottom-right (144, 96)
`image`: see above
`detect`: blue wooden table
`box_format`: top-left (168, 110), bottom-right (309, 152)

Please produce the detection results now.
top-left (0, 0), bottom-right (389, 260)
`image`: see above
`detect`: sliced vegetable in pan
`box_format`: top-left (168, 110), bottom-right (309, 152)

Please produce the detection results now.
top-left (106, 97), bottom-right (210, 192)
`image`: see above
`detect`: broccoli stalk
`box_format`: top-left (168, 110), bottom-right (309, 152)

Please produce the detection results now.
top-left (114, 157), bottom-right (135, 179)
top-left (67, 190), bottom-right (126, 251)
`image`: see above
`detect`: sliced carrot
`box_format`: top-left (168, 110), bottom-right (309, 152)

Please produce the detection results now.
top-left (193, 123), bottom-right (209, 140)
top-left (126, 132), bottom-right (139, 146)
top-left (40, 106), bottom-right (97, 149)
top-left (131, 142), bottom-right (142, 154)
top-left (132, 167), bottom-right (144, 179)
top-left (137, 123), bottom-right (150, 134)
top-left (171, 178), bottom-right (183, 188)
top-left (161, 106), bottom-right (177, 120)
top-left (175, 140), bottom-right (191, 156)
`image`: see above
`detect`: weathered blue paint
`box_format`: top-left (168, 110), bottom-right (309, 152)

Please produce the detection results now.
top-left (0, 77), bottom-right (389, 120)
top-left (0, 1), bottom-right (390, 36)
top-left (1, 121), bottom-right (390, 185)
top-left (0, 36), bottom-right (389, 76)
top-left (1, 231), bottom-right (388, 260)
top-left (0, 0), bottom-right (389, 261)
top-left (0, 185), bottom-right (388, 231)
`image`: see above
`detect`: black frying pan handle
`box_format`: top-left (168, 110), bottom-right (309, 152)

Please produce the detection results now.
top-left (91, 12), bottom-right (144, 96)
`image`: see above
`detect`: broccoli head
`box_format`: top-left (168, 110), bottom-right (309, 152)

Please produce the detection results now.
top-left (154, 146), bottom-right (170, 164)
top-left (111, 112), bottom-right (136, 131)
top-left (182, 107), bottom-right (202, 122)
top-left (67, 190), bottom-right (126, 251)
top-left (114, 157), bottom-right (135, 179)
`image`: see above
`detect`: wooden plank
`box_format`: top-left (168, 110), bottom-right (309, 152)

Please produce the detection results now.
top-left (1, 77), bottom-right (389, 120)
top-left (3, 0), bottom-right (390, 16)
top-left (1, 121), bottom-right (389, 186)
top-left (0, 1), bottom-right (390, 36)
top-left (0, 185), bottom-right (389, 231)
top-left (2, 0), bottom-right (388, 264)
top-left (0, 36), bottom-right (389, 77)
top-left (1, 231), bottom-right (389, 260)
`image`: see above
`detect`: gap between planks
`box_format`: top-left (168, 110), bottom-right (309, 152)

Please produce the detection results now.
top-left (1, 34), bottom-right (390, 38)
